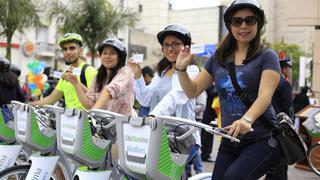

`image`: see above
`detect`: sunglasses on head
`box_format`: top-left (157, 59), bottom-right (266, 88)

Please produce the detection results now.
top-left (230, 16), bottom-right (258, 27)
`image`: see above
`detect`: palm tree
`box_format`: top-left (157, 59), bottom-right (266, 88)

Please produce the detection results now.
top-left (0, 0), bottom-right (40, 61)
top-left (51, 0), bottom-right (137, 65)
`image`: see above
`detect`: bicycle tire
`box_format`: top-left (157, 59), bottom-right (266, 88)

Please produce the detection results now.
top-left (307, 143), bottom-right (320, 176)
top-left (0, 164), bottom-right (30, 180)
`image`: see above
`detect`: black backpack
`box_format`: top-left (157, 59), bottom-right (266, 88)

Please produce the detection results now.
top-left (80, 64), bottom-right (89, 87)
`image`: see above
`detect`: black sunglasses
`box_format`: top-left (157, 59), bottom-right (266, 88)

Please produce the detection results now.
top-left (230, 16), bottom-right (258, 27)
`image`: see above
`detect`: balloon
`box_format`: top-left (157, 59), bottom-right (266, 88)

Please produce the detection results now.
top-left (34, 74), bottom-right (43, 82)
top-left (27, 73), bottom-right (34, 83)
top-left (28, 83), bottom-right (36, 90)
top-left (34, 89), bottom-right (41, 96)
top-left (44, 82), bottom-right (50, 90)
top-left (36, 82), bottom-right (44, 90)
top-left (26, 60), bottom-right (47, 96)
top-left (42, 74), bottom-right (48, 83)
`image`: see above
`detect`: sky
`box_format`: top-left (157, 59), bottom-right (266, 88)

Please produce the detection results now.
top-left (172, 0), bottom-right (221, 10)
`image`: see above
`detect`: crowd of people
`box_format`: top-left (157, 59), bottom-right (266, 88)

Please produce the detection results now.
top-left (1, 0), bottom-right (320, 179)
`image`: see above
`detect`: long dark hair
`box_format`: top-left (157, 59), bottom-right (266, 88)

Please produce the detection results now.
top-left (216, 8), bottom-right (263, 67)
top-left (0, 71), bottom-right (18, 87)
top-left (95, 48), bottom-right (126, 92)
top-left (156, 57), bottom-right (171, 76)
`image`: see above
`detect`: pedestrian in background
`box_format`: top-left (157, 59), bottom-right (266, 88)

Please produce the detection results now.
top-left (186, 89), bottom-right (206, 176)
top-left (138, 66), bottom-right (154, 117)
top-left (293, 86), bottom-right (310, 113)
top-left (175, 0), bottom-right (283, 179)
top-left (200, 84), bottom-right (217, 162)
top-left (0, 57), bottom-right (25, 123)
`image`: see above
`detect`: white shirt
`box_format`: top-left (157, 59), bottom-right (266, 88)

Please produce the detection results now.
top-left (134, 65), bottom-right (201, 145)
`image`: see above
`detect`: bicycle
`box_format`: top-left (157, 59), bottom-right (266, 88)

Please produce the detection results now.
top-left (306, 116), bottom-right (320, 177)
top-left (114, 115), bottom-right (239, 180)
top-left (308, 141), bottom-right (320, 176)
top-left (0, 101), bottom-right (75, 180)
top-left (53, 107), bottom-right (121, 179)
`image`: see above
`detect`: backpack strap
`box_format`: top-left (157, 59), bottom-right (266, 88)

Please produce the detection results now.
top-left (80, 64), bottom-right (89, 87)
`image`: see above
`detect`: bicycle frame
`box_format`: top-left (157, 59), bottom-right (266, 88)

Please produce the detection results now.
top-left (116, 115), bottom-right (240, 180)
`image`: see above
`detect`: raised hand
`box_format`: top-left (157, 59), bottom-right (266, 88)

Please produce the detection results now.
top-left (62, 70), bottom-right (78, 85)
top-left (175, 46), bottom-right (193, 71)
top-left (127, 59), bottom-right (142, 79)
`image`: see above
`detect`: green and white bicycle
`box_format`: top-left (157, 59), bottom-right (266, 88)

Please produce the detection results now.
top-left (0, 101), bottom-right (76, 180)
top-left (114, 115), bottom-right (239, 180)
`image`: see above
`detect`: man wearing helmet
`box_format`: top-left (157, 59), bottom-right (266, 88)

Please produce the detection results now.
top-left (129, 24), bottom-right (202, 176)
top-left (31, 33), bottom-right (97, 109)
top-left (66, 38), bottom-right (136, 116)
top-left (176, 0), bottom-right (283, 179)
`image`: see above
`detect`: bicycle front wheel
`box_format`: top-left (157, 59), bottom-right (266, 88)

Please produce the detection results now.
top-left (0, 164), bottom-right (30, 180)
top-left (307, 143), bottom-right (320, 176)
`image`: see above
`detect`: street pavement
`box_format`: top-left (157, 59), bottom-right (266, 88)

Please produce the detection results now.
top-left (198, 137), bottom-right (319, 179)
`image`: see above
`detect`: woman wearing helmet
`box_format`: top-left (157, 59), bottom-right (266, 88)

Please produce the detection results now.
top-left (0, 57), bottom-right (25, 123)
top-left (128, 24), bottom-right (202, 175)
top-left (69, 38), bottom-right (136, 116)
top-left (176, 0), bottom-right (282, 179)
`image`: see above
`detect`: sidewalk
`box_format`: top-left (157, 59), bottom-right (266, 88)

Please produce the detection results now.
top-left (200, 137), bottom-right (319, 179)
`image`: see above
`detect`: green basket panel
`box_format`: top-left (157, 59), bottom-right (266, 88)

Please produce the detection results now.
top-left (31, 112), bottom-right (55, 148)
top-left (0, 111), bottom-right (15, 139)
top-left (306, 129), bottom-right (320, 138)
top-left (81, 119), bottom-right (108, 161)
top-left (158, 128), bottom-right (184, 180)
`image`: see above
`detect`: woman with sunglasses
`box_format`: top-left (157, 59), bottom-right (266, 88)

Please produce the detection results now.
top-left (128, 24), bottom-right (202, 175)
top-left (175, 0), bottom-right (282, 179)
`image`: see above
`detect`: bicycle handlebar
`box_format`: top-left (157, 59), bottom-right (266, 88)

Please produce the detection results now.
top-left (157, 115), bottom-right (240, 143)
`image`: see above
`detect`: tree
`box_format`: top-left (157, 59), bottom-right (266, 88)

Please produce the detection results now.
top-left (271, 41), bottom-right (305, 88)
top-left (0, 0), bottom-right (40, 61)
top-left (51, 0), bottom-right (137, 65)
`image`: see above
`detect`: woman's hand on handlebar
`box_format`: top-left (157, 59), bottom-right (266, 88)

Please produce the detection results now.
top-left (224, 118), bottom-right (253, 138)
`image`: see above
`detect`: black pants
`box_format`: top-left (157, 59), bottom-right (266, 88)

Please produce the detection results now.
top-left (265, 162), bottom-right (288, 180)
top-left (212, 138), bottom-right (282, 180)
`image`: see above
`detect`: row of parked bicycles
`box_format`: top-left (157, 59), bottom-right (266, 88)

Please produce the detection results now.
top-left (0, 101), bottom-right (240, 180)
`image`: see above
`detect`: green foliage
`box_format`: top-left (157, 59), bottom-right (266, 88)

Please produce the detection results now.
top-left (0, 0), bottom-right (41, 61)
top-left (50, 0), bottom-right (138, 65)
top-left (271, 41), bottom-right (305, 87)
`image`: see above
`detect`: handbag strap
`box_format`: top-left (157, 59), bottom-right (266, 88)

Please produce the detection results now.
top-left (226, 60), bottom-right (275, 129)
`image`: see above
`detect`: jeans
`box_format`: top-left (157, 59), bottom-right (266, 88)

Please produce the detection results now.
top-left (186, 144), bottom-right (203, 174)
top-left (212, 137), bottom-right (282, 180)
top-left (265, 161), bottom-right (288, 180)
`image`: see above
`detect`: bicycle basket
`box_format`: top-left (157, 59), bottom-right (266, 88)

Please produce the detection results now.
top-left (0, 105), bottom-right (15, 143)
top-left (303, 114), bottom-right (320, 138)
top-left (116, 116), bottom-right (188, 180)
top-left (57, 108), bottom-right (111, 169)
top-left (12, 101), bottom-right (56, 153)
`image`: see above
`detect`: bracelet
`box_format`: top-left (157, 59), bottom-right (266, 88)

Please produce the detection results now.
top-left (241, 117), bottom-right (253, 125)
top-left (174, 66), bottom-right (187, 72)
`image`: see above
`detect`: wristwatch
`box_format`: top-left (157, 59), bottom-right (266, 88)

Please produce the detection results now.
top-left (241, 116), bottom-right (253, 125)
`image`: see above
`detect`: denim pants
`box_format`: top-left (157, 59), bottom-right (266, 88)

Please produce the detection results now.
top-left (186, 144), bottom-right (203, 174)
top-left (212, 137), bottom-right (282, 180)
